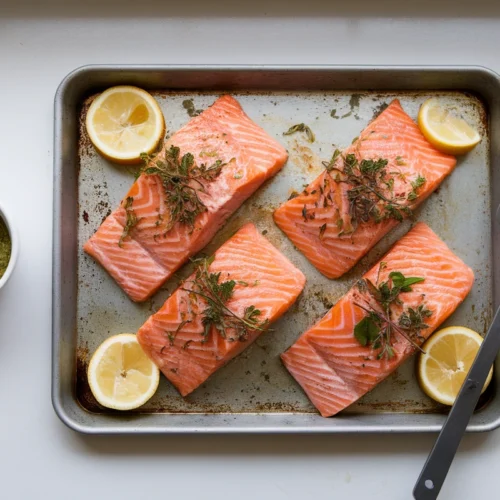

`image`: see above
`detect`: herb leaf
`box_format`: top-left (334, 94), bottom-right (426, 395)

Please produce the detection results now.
top-left (140, 146), bottom-right (228, 236)
top-left (354, 315), bottom-right (380, 346)
top-left (283, 123), bottom-right (315, 143)
top-left (319, 223), bottom-right (327, 239)
top-left (119, 197), bottom-right (139, 247)
top-left (408, 175), bottom-right (426, 202)
top-left (353, 266), bottom-right (431, 359)
top-left (324, 152), bottom-right (408, 232)
top-left (180, 152), bottom-right (193, 176)
top-left (321, 150), bottom-right (427, 235)
top-left (389, 272), bottom-right (425, 292)
top-left (166, 320), bottom-right (190, 347)
top-left (182, 99), bottom-right (203, 117)
top-left (399, 304), bottom-right (432, 337)
top-left (182, 257), bottom-right (269, 343)
top-left (217, 278), bottom-right (236, 302)
top-left (324, 149), bottom-right (342, 172)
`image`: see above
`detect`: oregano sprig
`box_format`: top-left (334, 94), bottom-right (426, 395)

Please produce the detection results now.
top-left (353, 266), bottom-right (432, 359)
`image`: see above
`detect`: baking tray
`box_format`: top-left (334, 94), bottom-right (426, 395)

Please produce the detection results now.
top-left (53, 65), bottom-right (500, 434)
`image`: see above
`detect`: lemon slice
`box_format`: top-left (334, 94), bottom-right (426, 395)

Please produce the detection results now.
top-left (418, 326), bottom-right (493, 406)
top-left (417, 98), bottom-right (481, 155)
top-left (87, 333), bottom-right (159, 410)
top-left (86, 86), bottom-right (165, 164)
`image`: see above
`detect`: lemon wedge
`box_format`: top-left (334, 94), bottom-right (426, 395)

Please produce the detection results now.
top-left (417, 98), bottom-right (481, 155)
top-left (87, 333), bottom-right (159, 410)
top-left (417, 326), bottom-right (492, 406)
top-left (85, 86), bottom-right (165, 164)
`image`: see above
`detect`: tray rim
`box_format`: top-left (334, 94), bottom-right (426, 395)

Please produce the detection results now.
top-left (53, 63), bottom-right (500, 434)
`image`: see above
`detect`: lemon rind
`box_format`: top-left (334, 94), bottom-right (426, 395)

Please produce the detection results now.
top-left (85, 86), bottom-right (165, 164)
top-left (418, 326), bottom-right (492, 406)
top-left (87, 333), bottom-right (160, 411)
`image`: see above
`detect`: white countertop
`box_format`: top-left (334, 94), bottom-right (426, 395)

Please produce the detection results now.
top-left (1, 1), bottom-right (500, 498)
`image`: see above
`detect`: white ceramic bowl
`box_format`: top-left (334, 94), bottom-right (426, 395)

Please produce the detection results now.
top-left (0, 202), bottom-right (19, 290)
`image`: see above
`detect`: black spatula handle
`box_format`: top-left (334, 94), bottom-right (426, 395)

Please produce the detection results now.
top-left (413, 306), bottom-right (500, 500)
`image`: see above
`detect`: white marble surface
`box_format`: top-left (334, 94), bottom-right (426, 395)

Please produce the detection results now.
top-left (1, 1), bottom-right (499, 498)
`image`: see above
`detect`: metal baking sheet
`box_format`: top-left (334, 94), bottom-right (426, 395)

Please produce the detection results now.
top-left (53, 65), bottom-right (500, 434)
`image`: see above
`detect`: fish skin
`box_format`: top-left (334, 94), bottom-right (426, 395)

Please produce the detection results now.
top-left (137, 223), bottom-right (306, 397)
top-left (84, 95), bottom-right (288, 302)
top-left (274, 99), bottom-right (457, 279)
top-left (281, 222), bottom-right (474, 417)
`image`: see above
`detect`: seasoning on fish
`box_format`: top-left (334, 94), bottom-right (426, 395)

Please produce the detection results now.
top-left (281, 222), bottom-right (474, 417)
top-left (84, 95), bottom-right (288, 302)
top-left (137, 223), bottom-right (306, 397)
top-left (273, 99), bottom-right (457, 279)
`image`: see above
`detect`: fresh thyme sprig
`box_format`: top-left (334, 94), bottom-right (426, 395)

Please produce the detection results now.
top-left (119, 146), bottom-right (227, 245)
top-left (181, 256), bottom-right (269, 343)
top-left (166, 320), bottom-right (190, 348)
top-left (321, 149), bottom-right (426, 235)
top-left (283, 123), bottom-right (315, 143)
top-left (407, 175), bottom-right (426, 202)
top-left (353, 266), bottom-right (432, 359)
top-left (141, 145), bottom-right (228, 232)
top-left (118, 196), bottom-right (139, 247)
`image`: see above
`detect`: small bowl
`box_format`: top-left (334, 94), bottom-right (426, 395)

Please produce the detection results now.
top-left (0, 202), bottom-right (19, 290)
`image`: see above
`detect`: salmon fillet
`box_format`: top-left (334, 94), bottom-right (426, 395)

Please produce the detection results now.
top-left (281, 222), bottom-right (474, 417)
top-left (84, 95), bottom-right (288, 302)
top-left (137, 223), bottom-right (306, 397)
top-left (274, 100), bottom-right (457, 278)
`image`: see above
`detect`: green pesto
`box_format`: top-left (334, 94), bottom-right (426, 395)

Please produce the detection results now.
top-left (0, 216), bottom-right (11, 279)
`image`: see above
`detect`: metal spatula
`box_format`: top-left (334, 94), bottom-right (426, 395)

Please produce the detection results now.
top-left (413, 306), bottom-right (500, 499)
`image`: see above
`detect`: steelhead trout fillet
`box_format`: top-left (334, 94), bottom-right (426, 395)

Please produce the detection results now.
top-left (137, 223), bottom-right (306, 397)
top-left (281, 223), bottom-right (474, 417)
top-left (84, 95), bottom-right (288, 302)
top-left (274, 100), bottom-right (457, 278)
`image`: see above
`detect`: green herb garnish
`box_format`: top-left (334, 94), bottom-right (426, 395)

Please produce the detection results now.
top-left (407, 174), bottom-right (426, 202)
top-left (324, 149), bottom-right (342, 171)
top-left (322, 150), bottom-right (418, 234)
top-left (283, 123), bottom-right (315, 143)
top-left (353, 267), bottom-right (432, 359)
top-left (182, 257), bottom-right (269, 343)
top-left (302, 205), bottom-right (308, 221)
top-left (301, 204), bottom-right (315, 222)
top-left (140, 146), bottom-right (229, 235)
top-left (119, 196), bottom-right (139, 247)
top-left (182, 99), bottom-right (203, 117)
top-left (165, 320), bottom-right (190, 348)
